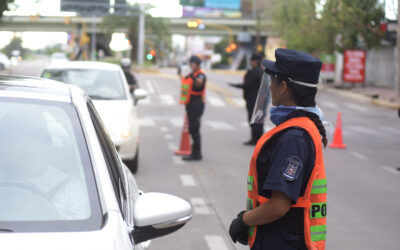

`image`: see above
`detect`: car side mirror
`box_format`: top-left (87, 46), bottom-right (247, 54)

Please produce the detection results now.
top-left (131, 192), bottom-right (192, 244)
top-left (133, 88), bottom-right (148, 102)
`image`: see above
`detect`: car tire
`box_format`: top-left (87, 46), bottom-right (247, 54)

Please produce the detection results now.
top-left (125, 147), bottom-right (139, 174)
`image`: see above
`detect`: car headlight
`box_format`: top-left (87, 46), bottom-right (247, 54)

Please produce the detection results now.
top-left (121, 130), bottom-right (132, 139)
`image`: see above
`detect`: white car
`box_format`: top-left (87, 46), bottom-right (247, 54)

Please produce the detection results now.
top-left (0, 52), bottom-right (11, 70)
top-left (50, 52), bottom-right (69, 64)
top-left (41, 61), bottom-right (147, 173)
top-left (0, 75), bottom-right (191, 250)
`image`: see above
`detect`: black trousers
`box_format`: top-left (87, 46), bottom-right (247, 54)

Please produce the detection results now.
top-left (246, 97), bottom-right (264, 141)
top-left (185, 97), bottom-right (205, 156)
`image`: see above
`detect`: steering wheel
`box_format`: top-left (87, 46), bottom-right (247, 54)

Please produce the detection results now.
top-left (0, 179), bottom-right (63, 219)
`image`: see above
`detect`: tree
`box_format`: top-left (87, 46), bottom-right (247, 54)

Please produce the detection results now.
top-left (272, 0), bottom-right (385, 54)
top-left (101, 4), bottom-right (170, 63)
top-left (3, 36), bottom-right (25, 57)
top-left (0, 0), bottom-right (14, 18)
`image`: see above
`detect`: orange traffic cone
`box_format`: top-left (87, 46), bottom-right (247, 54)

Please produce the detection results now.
top-left (175, 113), bottom-right (192, 155)
top-left (329, 112), bottom-right (347, 149)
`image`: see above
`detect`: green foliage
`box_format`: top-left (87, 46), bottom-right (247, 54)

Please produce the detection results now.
top-left (0, 0), bottom-right (14, 18)
top-left (3, 37), bottom-right (25, 57)
top-left (273, 0), bottom-right (385, 54)
top-left (214, 37), bottom-right (230, 64)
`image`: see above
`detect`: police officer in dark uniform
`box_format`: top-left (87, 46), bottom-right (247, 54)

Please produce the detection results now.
top-left (229, 54), bottom-right (264, 145)
top-left (182, 56), bottom-right (206, 161)
top-left (229, 49), bottom-right (328, 249)
top-left (121, 58), bottom-right (139, 93)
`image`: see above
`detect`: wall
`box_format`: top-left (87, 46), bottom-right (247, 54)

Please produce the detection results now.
top-left (365, 46), bottom-right (397, 87)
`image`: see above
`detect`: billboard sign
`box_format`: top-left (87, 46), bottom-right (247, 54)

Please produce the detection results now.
top-left (205, 0), bottom-right (240, 10)
top-left (61, 0), bottom-right (113, 15)
top-left (343, 50), bottom-right (366, 83)
top-left (182, 6), bottom-right (241, 18)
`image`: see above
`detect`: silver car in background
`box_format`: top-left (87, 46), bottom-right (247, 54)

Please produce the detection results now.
top-left (0, 75), bottom-right (191, 250)
top-left (41, 61), bottom-right (147, 173)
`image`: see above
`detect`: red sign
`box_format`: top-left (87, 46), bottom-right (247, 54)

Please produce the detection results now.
top-left (343, 50), bottom-right (366, 83)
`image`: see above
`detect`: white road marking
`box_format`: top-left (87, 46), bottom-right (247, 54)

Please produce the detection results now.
top-left (170, 118), bottom-right (183, 127)
top-left (347, 125), bottom-right (375, 135)
top-left (145, 79), bottom-right (155, 94)
top-left (204, 235), bottom-right (228, 250)
top-left (381, 126), bottom-right (400, 136)
top-left (345, 103), bottom-right (368, 112)
top-left (160, 94), bottom-right (176, 106)
top-left (138, 118), bottom-right (156, 127)
top-left (241, 121), bottom-right (248, 127)
top-left (138, 96), bottom-right (151, 105)
top-left (381, 166), bottom-right (400, 176)
top-left (172, 155), bottom-right (184, 165)
top-left (180, 174), bottom-right (196, 186)
top-left (190, 198), bottom-right (210, 215)
top-left (320, 101), bottom-right (338, 109)
top-left (164, 134), bottom-right (173, 140)
top-left (232, 97), bottom-right (245, 107)
top-left (168, 142), bottom-right (177, 151)
top-left (349, 151), bottom-right (367, 160)
top-left (161, 126), bottom-right (169, 132)
top-left (207, 96), bottom-right (226, 107)
top-left (206, 120), bottom-right (235, 130)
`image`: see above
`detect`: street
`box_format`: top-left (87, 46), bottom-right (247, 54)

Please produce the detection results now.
top-left (7, 61), bottom-right (400, 250)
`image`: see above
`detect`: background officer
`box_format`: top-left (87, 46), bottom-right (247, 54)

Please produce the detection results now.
top-left (229, 49), bottom-right (327, 249)
top-left (121, 58), bottom-right (139, 92)
top-left (179, 55), bottom-right (206, 161)
top-left (229, 54), bottom-right (264, 145)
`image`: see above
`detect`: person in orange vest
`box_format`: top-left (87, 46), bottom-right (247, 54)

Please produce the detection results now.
top-left (229, 48), bottom-right (327, 250)
top-left (178, 55), bottom-right (206, 161)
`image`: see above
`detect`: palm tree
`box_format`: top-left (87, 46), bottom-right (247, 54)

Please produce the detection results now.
top-left (101, 4), bottom-right (171, 64)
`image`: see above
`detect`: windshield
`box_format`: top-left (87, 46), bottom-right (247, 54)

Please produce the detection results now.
top-left (0, 98), bottom-right (102, 232)
top-left (42, 69), bottom-right (127, 100)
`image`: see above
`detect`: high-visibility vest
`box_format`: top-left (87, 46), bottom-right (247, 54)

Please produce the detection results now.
top-left (247, 117), bottom-right (327, 249)
top-left (179, 70), bottom-right (206, 105)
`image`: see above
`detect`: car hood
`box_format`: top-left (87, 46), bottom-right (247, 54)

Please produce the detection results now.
top-left (0, 212), bottom-right (133, 250)
top-left (92, 100), bottom-right (136, 136)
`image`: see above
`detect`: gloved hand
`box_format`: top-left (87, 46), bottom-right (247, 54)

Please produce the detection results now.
top-left (229, 210), bottom-right (248, 245)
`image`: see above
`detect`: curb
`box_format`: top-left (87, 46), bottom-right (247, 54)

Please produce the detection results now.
top-left (322, 86), bottom-right (400, 110)
top-left (206, 69), bottom-right (246, 76)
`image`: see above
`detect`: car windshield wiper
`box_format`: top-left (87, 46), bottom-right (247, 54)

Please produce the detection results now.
top-left (0, 228), bottom-right (13, 232)
top-left (89, 95), bottom-right (113, 100)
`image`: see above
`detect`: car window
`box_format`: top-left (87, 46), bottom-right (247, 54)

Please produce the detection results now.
top-left (0, 98), bottom-right (102, 232)
top-left (87, 99), bottom-right (128, 217)
top-left (42, 69), bottom-right (127, 100)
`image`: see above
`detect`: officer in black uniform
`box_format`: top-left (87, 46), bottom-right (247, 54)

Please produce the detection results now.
top-left (229, 53), bottom-right (264, 145)
top-left (182, 56), bottom-right (206, 161)
top-left (121, 58), bottom-right (139, 93)
top-left (229, 49), bottom-right (327, 249)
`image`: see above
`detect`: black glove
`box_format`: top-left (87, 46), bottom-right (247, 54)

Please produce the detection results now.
top-left (177, 67), bottom-right (181, 75)
top-left (229, 210), bottom-right (248, 245)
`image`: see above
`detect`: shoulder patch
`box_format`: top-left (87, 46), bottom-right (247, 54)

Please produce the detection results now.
top-left (281, 156), bottom-right (303, 181)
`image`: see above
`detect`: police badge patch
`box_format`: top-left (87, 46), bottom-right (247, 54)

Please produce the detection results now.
top-left (281, 156), bottom-right (303, 181)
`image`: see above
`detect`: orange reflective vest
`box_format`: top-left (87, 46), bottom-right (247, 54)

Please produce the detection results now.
top-left (179, 70), bottom-right (206, 105)
top-left (247, 117), bottom-right (327, 249)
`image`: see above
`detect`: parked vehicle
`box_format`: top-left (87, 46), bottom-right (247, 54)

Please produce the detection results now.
top-left (0, 75), bottom-right (191, 250)
top-left (0, 52), bottom-right (11, 70)
top-left (50, 52), bottom-right (69, 64)
top-left (41, 61), bottom-right (148, 173)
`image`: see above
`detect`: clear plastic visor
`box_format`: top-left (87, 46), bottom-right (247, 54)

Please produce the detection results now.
top-left (250, 73), bottom-right (271, 124)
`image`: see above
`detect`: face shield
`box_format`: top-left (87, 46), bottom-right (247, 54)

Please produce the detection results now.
top-left (250, 73), bottom-right (271, 124)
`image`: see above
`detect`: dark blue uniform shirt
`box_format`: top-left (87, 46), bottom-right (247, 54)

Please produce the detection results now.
top-left (252, 123), bottom-right (315, 250)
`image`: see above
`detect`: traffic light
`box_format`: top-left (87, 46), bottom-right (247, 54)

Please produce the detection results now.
top-left (150, 50), bottom-right (156, 57)
top-left (225, 43), bottom-right (237, 53)
top-left (146, 50), bottom-right (156, 61)
top-left (187, 19), bottom-right (202, 29)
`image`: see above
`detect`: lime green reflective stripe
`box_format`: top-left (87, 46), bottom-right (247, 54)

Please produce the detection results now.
top-left (247, 176), bottom-right (254, 191)
top-left (248, 226), bottom-right (255, 236)
top-left (180, 97), bottom-right (187, 102)
top-left (310, 225), bottom-right (326, 241)
top-left (310, 202), bottom-right (327, 219)
top-left (311, 179), bottom-right (327, 194)
top-left (182, 84), bottom-right (189, 89)
top-left (181, 90), bottom-right (188, 95)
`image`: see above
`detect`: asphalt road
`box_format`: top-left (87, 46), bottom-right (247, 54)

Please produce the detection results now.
top-left (5, 60), bottom-right (400, 250)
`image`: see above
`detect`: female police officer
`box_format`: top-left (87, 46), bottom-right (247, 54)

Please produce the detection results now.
top-left (229, 48), bottom-right (328, 250)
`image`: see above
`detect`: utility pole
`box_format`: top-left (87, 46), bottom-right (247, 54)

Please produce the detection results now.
top-left (137, 4), bottom-right (145, 66)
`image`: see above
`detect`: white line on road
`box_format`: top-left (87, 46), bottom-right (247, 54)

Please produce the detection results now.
top-left (241, 121), bottom-right (248, 127)
top-left (180, 174), bottom-right (196, 186)
top-left (161, 126), bottom-right (169, 132)
top-left (204, 235), bottom-right (228, 250)
top-left (170, 118), bottom-right (183, 127)
top-left (172, 155), bottom-right (184, 165)
top-left (145, 79), bottom-right (155, 94)
top-left (206, 120), bottom-right (235, 130)
top-left (138, 118), bottom-right (156, 127)
top-left (168, 142), bottom-right (178, 151)
top-left (190, 198), bottom-right (210, 215)
top-left (232, 97), bottom-right (245, 107)
top-left (320, 101), bottom-right (338, 109)
top-left (164, 134), bottom-right (174, 140)
top-left (138, 96), bottom-right (151, 105)
top-left (207, 96), bottom-right (226, 107)
top-left (349, 151), bottom-right (367, 160)
top-left (381, 166), bottom-right (400, 176)
top-left (160, 94), bottom-right (176, 106)
top-left (345, 103), bottom-right (369, 112)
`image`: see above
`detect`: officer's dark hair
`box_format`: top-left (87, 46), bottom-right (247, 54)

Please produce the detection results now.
top-left (276, 75), bottom-right (328, 147)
